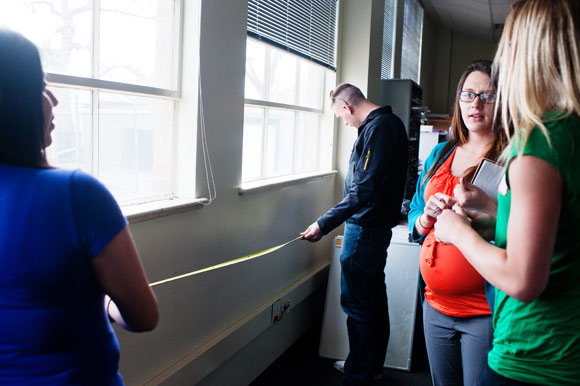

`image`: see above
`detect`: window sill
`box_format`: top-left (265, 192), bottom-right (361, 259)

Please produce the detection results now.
top-left (239, 171), bottom-right (337, 195)
top-left (122, 197), bottom-right (207, 224)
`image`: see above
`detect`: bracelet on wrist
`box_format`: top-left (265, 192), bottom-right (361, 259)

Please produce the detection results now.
top-left (419, 214), bottom-right (433, 230)
top-left (105, 296), bottom-right (115, 323)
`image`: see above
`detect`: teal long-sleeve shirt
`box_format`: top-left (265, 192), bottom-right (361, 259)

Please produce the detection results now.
top-left (408, 141), bottom-right (457, 241)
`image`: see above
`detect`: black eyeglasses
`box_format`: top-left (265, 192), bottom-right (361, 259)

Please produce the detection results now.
top-left (458, 91), bottom-right (496, 104)
top-left (329, 89), bottom-right (349, 105)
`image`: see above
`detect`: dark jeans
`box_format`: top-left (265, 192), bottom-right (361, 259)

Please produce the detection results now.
top-left (339, 222), bottom-right (392, 386)
top-left (480, 365), bottom-right (537, 386)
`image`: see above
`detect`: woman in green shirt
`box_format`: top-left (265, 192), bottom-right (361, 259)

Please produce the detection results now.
top-left (434, 0), bottom-right (580, 385)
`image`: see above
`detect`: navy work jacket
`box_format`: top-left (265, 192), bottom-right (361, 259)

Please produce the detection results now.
top-left (317, 106), bottom-right (408, 234)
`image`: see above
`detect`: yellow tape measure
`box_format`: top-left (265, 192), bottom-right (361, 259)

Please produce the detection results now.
top-left (149, 235), bottom-right (304, 288)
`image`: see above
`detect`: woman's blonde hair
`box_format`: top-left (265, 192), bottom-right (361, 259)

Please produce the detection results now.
top-left (493, 0), bottom-right (580, 152)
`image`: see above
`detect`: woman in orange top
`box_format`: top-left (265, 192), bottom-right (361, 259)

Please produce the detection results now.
top-left (408, 60), bottom-right (507, 386)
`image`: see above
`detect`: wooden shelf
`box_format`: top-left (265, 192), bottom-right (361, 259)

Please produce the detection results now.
top-left (425, 118), bottom-right (452, 134)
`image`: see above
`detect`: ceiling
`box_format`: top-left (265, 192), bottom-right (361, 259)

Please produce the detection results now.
top-left (422, 0), bottom-right (515, 42)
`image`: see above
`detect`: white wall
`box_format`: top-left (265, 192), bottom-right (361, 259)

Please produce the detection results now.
top-left (114, 1), bottom-right (341, 384)
top-left (334, 0), bottom-right (376, 188)
top-left (420, 13), bottom-right (437, 112)
top-left (421, 18), bottom-right (497, 114)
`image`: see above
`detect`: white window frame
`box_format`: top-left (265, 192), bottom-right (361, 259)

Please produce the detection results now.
top-left (38, 0), bottom-right (204, 222)
top-left (239, 38), bottom-right (336, 194)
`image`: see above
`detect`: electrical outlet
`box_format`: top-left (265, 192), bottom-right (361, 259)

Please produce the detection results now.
top-left (271, 299), bottom-right (291, 324)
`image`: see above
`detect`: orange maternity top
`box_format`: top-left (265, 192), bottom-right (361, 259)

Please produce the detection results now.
top-left (420, 147), bottom-right (491, 317)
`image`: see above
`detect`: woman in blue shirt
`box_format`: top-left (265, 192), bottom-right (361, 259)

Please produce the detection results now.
top-left (0, 29), bottom-right (159, 385)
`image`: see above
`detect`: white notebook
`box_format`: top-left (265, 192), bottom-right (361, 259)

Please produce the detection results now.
top-left (471, 158), bottom-right (504, 202)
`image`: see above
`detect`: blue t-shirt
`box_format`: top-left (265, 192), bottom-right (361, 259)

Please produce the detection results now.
top-left (0, 165), bottom-right (128, 385)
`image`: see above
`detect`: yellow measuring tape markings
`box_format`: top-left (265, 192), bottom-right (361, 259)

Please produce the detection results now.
top-left (149, 235), bottom-right (304, 288)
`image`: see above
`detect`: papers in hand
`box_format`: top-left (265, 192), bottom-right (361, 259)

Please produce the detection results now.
top-left (471, 159), bottom-right (504, 202)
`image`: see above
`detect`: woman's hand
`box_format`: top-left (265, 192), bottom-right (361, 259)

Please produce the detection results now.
top-left (91, 228), bottom-right (159, 332)
top-left (434, 204), bottom-right (472, 245)
top-left (424, 193), bottom-right (456, 222)
top-left (454, 177), bottom-right (497, 216)
top-left (415, 193), bottom-right (457, 235)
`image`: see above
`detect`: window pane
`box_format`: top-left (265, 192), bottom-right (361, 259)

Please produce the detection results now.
top-left (400, 0), bottom-right (423, 82)
top-left (242, 106), bottom-right (264, 181)
top-left (245, 39), bottom-right (266, 100)
top-left (242, 39), bottom-right (334, 184)
top-left (98, 92), bottom-right (174, 204)
top-left (268, 50), bottom-right (297, 105)
top-left (46, 87), bottom-right (92, 172)
top-left (0, 0), bottom-right (92, 77)
top-left (298, 61), bottom-right (324, 109)
top-left (381, 0), bottom-right (396, 79)
top-left (99, 0), bottom-right (176, 89)
top-left (266, 109), bottom-right (294, 177)
top-left (295, 112), bottom-right (320, 173)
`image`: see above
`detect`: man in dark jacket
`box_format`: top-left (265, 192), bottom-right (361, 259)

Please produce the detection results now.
top-left (303, 83), bottom-right (408, 386)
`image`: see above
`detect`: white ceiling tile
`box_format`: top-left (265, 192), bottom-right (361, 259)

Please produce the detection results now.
top-left (426, 0), bottom-right (517, 41)
top-left (490, 0), bottom-right (513, 24)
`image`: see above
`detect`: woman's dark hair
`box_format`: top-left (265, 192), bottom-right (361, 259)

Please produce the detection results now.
top-left (421, 59), bottom-right (507, 186)
top-left (0, 29), bottom-right (47, 167)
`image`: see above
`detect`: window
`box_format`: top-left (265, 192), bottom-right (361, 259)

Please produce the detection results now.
top-left (243, 1), bottom-right (338, 185)
top-left (0, 0), bottom-right (195, 207)
top-left (400, 0), bottom-right (423, 82)
top-left (381, 0), bottom-right (397, 79)
top-left (242, 39), bottom-right (335, 183)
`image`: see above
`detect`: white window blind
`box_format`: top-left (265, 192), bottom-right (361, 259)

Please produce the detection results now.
top-left (381, 0), bottom-right (397, 79)
top-left (400, 0), bottom-right (423, 82)
top-left (247, 0), bottom-right (338, 70)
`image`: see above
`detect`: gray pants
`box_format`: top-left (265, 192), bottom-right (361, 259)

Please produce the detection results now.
top-left (423, 300), bottom-right (493, 386)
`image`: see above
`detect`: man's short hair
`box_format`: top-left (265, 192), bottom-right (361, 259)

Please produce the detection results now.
top-left (329, 83), bottom-right (366, 106)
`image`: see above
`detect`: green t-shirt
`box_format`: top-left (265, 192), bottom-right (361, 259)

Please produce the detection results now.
top-left (490, 113), bottom-right (580, 384)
